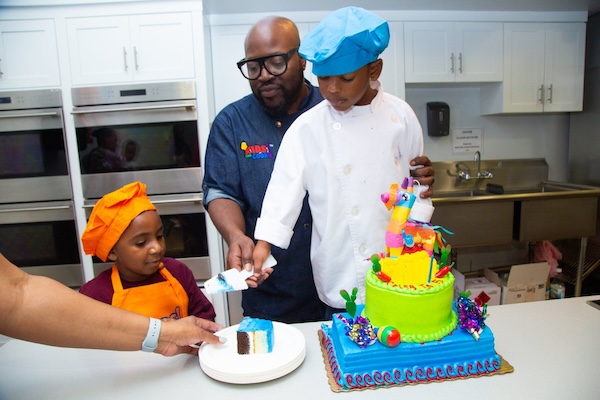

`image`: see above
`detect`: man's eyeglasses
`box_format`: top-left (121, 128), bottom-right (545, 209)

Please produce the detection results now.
top-left (237, 48), bottom-right (299, 80)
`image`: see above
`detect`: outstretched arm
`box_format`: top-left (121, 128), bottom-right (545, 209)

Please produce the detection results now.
top-left (0, 253), bottom-right (223, 356)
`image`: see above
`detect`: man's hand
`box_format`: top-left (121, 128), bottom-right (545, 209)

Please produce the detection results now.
top-left (410, 156), bottom-right (435, 198)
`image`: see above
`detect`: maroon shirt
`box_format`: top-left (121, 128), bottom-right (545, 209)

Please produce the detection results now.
top-left (79, 257), bottom-right (216, 321)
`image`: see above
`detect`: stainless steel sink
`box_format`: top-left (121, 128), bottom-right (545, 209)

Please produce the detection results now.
top-left (430, 180), bottom-right (600, 247)
top-left (432, 180), bottom-right (600, 202)
top-left (430, 158), bottom-right (600, 296)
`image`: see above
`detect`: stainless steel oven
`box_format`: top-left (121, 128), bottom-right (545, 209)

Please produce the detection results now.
top-left (0, 201), bottom-right (82, 286)
top-left (73, 81), bottom-right (210, 282)
top-left (0, 89), bottom-right (71, 202)
top-left (0, 89), bottom-right (82, 286)
top-left (71, 81), bottom-right (201, 198)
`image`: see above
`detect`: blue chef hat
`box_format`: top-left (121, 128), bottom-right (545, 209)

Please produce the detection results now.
top-left (299, 7), bottom-right (390, 77)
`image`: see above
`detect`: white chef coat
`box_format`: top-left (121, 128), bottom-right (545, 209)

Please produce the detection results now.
top-left (254, 81), bottom-right (430, 308)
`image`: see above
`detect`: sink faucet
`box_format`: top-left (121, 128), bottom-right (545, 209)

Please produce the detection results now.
top-left (475, 151), bottom-right (493, 179)
top-left (455, 162), bottom-right (471, 181)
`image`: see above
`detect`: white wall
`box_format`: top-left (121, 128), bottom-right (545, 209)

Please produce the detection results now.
top-left (405, 85), bottom-right (570, 180)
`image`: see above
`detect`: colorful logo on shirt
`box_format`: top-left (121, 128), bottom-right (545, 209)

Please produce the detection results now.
top-left (241, 141), bottom-right (273, 159)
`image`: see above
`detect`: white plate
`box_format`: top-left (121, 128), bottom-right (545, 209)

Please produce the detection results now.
top-left (199, 321), bottom-right (306, 384)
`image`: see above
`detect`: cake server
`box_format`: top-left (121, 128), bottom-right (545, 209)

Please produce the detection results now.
top-left (204, 254), bottom-right (277, 294)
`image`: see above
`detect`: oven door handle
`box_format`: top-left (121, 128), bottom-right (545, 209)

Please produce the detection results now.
top-left (83, 195), bottom-right (203, 208)
top-left (71, 103), bottom-right (196, 114)
top-left (151, 197), bottom-right (203, 205)
top-left (0, 205), bottom-right (71, 213)
top-left (0, 111), bottom-right (60, 119)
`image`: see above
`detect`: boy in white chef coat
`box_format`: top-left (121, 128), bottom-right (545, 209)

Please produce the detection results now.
top-left (251, 7), bottom-right (433, 317)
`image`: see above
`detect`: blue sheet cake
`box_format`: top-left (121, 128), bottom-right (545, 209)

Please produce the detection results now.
top-left (236, 317), bottom-right (274, 355)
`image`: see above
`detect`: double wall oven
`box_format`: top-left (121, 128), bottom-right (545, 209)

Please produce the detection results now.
top-left (71, 81), bottom-right (210, 282)
top-left (0, 89), bottom-right (82, 286)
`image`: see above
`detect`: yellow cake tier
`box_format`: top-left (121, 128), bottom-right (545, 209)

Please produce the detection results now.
top-left (364, 265), bottom-right (457, 343)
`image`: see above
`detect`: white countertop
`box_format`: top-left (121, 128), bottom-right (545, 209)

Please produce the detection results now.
top-left (1, 295), bottom-right (599, 400)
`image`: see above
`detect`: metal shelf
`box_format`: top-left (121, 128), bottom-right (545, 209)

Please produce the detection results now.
top-left (555, 239), bottom-right (600, 286)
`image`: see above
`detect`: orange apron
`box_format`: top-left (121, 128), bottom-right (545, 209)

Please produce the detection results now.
top-left (110, 263), bottom-right (189, 320)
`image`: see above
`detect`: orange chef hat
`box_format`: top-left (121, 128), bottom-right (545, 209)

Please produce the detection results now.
top-left (81, 181), bottom-right (156, 262)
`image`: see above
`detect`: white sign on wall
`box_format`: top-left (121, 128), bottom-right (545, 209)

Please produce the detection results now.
top-left (452, 128), bottom-right (482, 154)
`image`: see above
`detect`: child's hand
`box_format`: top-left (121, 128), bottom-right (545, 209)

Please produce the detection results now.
top-left (410, 156), bottom-right (435, 198)
top-left (249, 241), bottom-right (273, 287)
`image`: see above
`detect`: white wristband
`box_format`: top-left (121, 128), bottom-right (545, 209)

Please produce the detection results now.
top-left (141, 318), bottom-right (161, 352)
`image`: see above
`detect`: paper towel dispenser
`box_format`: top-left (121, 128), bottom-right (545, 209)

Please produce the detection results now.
top-left (426, 102), bottom-right (450, 137)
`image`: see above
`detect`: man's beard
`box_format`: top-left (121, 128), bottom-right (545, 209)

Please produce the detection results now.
top-left (254, 76), bottom-right (305, 117)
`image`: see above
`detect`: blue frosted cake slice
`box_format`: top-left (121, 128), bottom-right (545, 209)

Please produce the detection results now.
top-left (236, 317), bottom-right (274, 355)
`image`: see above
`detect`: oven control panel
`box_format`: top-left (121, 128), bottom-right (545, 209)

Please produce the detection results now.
top-left (72, 81), bottom-right (196, 106)
top-left (0, 88), bottom-right (62, 111)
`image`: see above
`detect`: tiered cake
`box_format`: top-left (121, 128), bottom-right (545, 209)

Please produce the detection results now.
top-left (320, 178), bottom-right (509, 390)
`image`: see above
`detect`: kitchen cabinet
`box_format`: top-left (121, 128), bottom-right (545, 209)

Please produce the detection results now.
top-left (210, 21), bottom-right (406, 114)
top-left (378, 22), bottom-right (406, 100)
top-left (0, 19), bottom-right (61, 89)
top-left (404, 22), bottom-right (503, 83)
top-left (210, 22), bottom-right (318, 114)
top-left (481, 23), bottom-right (586, 114)
top-left (66, 13), bottom-right (195, 85)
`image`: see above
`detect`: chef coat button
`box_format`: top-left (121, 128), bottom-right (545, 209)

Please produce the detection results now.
top-left (333, 122), bottom-right (342, 130)
top-left (391, 114), bottom-right (398, 123)
top-left (275, 121), bottom-right (282, 128)
top-left (343, 165), bottom-right (352, 175)
top-left (351, 207), bottom-right (359, 216)
top-left (358, 245), bottom-right (366, 255)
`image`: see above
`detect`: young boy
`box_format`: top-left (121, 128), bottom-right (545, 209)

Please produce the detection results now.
top-left (252, 7), bottom-right (433, 316)
top-left (80, 181), bottom-right (216, 321)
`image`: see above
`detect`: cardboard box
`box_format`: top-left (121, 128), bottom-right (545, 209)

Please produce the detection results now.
top-left (453, 270), bottom-right (501, 306)
top-left (484, 262), bottom-right (550, 304)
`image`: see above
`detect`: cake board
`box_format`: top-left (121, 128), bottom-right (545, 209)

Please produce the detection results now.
top-left (317, 329), bottom-right (514, 393)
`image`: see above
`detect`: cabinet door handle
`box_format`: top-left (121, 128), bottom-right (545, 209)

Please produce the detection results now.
top-left (458, 52), bottom-right (463, 73)
top-left (450, 52), bottom-right (455, 73)
top-left (134, 46), bottom-right (139, 71)
top-left (538, 85), bottom-right (544, 104)
top-left (0, 58), bottom-right (3, 77)
top-left (547, 84), bottom-right (553, 104)
top-left (123, 47), bottom-right (128, 71)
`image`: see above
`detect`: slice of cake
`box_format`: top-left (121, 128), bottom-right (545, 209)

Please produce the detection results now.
top-left (236, 317), bottom-right (274, 355)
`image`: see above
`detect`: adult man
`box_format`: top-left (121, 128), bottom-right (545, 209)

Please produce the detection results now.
top-left (203, 16), bottom-right (434, 323)
top-left (203, 16), bottom-right (326, 323)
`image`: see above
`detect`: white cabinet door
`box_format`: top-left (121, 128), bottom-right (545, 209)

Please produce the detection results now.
top-left (209, 24), bottom-right (252, 114)
top-left (379, 22), bottom-right (405, 100)
top-left (404, 22), bottom-right (454, 83)
top-left (543, 23), bottom-right (586, 112)
top-left (482, 22), bottom-right (585, 114)
top-left (67, 13), bottom-right (195, 85)
top-left (454, 22), bottom-right (503, 82)
top-left (129, 13), bottom-right (195, 82)
top-left (501, 23), bottom-right (546, 112)
top-left (0, 19), bottom-right (61, 89)
top-left (404, 22), bottom-right (502, 83)
top-left (67, 16), bottom-right (131, 85)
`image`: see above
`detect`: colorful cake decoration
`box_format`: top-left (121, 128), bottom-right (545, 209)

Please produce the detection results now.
top-left (338, 288), bottom-right (377, 348)
top-left (376, 325), bottom-right (401, 348)
top-left (456, 291), bottom-right (489, 341)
